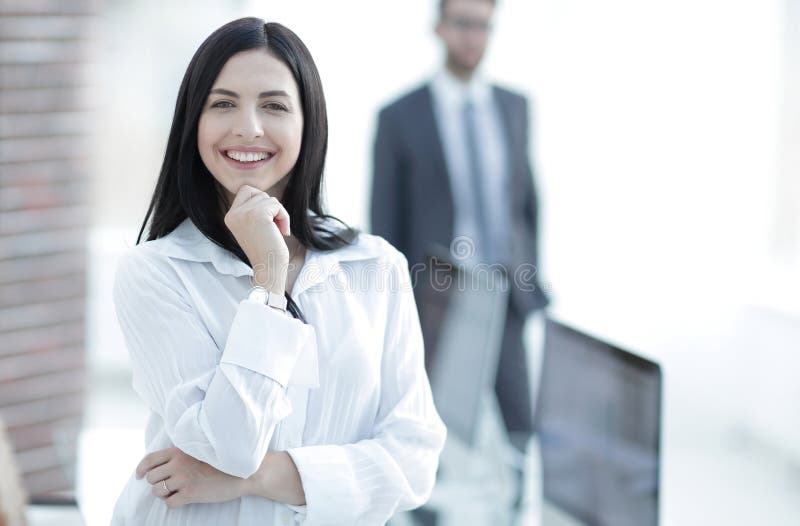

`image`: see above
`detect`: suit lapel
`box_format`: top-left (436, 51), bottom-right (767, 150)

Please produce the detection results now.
top-left (493, 86), bottom-right (520, 168)
top-left (493, 86), bottom-right (524, 209)
top-left (419, 85), bottom-right (454, 200)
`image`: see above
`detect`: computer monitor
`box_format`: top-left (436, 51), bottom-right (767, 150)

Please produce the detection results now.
top-left (535, 319), bottom-right (663, 526)
top-left (416, 245), bottom-right (510, 447)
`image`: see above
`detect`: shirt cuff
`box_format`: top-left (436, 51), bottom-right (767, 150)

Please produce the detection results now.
top-left (221, 299), bottom-right (319, 388)
top-left (286, 445), bottom-right (359, 524)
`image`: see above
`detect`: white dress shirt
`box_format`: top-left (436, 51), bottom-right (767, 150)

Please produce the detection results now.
top-left (429, 68), bottom-right (511, 265)
top-left (110, 217), bottom-right (446, 526)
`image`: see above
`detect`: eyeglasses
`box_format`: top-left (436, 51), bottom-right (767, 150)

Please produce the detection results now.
top-left (443, 16), bottom-right (492, 33)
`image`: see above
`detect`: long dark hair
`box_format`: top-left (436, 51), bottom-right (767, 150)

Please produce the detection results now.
top-left (136, 18), bottom-right (357, 317)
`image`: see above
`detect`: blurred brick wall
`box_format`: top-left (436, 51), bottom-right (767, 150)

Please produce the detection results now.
top-left (0, 0), bottom-right (97, 498)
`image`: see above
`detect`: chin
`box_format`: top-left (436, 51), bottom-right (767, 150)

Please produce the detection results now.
top-left (454, 58), bottom-right (481, 74)
top-left (465, 57), bottom-right (484, 70)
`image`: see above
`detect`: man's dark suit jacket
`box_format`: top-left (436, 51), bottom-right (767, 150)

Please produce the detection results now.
top-left (371, 83), bottom-right (549, 316)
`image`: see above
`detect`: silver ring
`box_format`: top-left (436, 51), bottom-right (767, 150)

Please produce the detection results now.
top-left (162, 479), bottom-right (169, 492)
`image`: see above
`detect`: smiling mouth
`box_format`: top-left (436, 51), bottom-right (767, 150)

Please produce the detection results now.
top-left (224, 150), bottom-right (275, 163)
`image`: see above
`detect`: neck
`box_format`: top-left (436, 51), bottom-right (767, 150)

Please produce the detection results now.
top-left (284, 236), bottom-right (305, 260)
top-left (285, 234), bottom-right (303, 257)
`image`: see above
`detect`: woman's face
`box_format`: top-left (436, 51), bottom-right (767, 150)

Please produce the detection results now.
top-left (198, 48), bottom-right (304, 204)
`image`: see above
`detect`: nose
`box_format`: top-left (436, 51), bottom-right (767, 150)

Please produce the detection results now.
top-left (233, 107), bottom-right (264, 141)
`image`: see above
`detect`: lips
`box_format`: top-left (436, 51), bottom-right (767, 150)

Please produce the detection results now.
top-left (224, 146), bottom-right (274, 158)
top-left (220, 148), bottom-right (275, 170)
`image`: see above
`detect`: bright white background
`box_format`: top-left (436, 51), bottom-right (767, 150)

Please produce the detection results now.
top-left (79, 1), bottom-right (799, 525)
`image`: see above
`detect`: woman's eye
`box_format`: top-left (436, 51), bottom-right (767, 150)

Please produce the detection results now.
top-left (264, 102), bottom-right (287, 111)
top-left (211, 101), bottom-right (234, 109)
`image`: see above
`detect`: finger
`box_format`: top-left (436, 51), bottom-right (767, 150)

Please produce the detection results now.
top-left (265, 197), bottom-right (291, 237)
top-left (235, 192), bottom-right (271, 214)
top-left (239, 196), bottom-right (290, 237)
top-left (228, 184), bottom-right (261, 210)
top-left (150, 478), bottom-right (174, 499)
top-left (136, 448), bottom-right (172, 479)
top-left (144, 462), bottom-right (172, 485)
top-left (165, 490), bottom-right (187, 509)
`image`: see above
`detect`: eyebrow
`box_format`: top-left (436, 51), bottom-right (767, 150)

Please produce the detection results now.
top-left (209, 88), bottom-right (290, 98)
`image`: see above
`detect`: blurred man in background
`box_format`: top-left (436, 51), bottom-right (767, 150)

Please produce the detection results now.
top-left (371, 0), bottom-right (548, 454)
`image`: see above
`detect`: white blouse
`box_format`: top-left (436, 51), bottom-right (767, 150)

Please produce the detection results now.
top-left (110, 217), bottom-right (446, 526)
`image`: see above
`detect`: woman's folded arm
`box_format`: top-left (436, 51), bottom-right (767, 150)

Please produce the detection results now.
top-left (113, 248), bottom-right (317, 479)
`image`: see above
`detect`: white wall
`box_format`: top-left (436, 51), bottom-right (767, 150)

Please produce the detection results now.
top-left (91, 0), bottom-right (796, 447)
top-left (86, 2), bottom-right (799, 521)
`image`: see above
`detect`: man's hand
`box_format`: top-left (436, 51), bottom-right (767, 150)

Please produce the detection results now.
top-left (136, 447), bottom-right (248, 509)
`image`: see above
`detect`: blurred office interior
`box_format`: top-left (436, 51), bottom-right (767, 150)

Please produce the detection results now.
top-left (1, 0), bottom-right (799, 524)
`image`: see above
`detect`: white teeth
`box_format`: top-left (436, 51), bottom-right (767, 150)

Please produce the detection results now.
top-left (226, 150), bottom-right (270, 162)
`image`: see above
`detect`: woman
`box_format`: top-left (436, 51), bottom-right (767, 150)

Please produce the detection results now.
top-left (110, 17), bottom-right (446, 525)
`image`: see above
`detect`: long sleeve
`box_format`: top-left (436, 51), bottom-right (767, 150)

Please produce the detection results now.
top-left (370, 108), bottom-right (409, 256)
top-left (112, 248), bottom-right (318, 479)
top-left (286, 253), bottom-right (447, 525)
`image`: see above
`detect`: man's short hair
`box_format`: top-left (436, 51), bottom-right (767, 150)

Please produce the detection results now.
top-left (439, 0), bottom-right (497, 17)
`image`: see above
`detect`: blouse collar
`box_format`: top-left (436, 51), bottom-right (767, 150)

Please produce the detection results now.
top-left (143, 217), bottom-right (383, 297)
